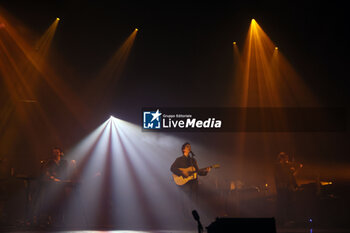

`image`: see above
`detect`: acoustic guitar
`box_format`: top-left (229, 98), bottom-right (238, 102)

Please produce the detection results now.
top-left (172, 164), bottom-right (220, 186)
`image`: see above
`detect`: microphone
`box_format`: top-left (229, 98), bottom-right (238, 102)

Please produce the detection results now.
top-left (192, 209), bottom-right (200, 221)
top-left (190, 151), bottom-right (196, 156)
top-left (192, 210), bottom-right (203, 233)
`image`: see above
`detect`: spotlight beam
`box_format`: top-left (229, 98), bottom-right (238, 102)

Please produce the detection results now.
top-left (85, 28), bottom-right (138, 107)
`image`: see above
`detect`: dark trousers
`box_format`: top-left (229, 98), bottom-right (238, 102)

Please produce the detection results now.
top-left (276, 187), bottom-right (295, 224)
top-left (178, 180), bottom-right (199, 219)
top-left (36, 182), bottom-right (71, 226)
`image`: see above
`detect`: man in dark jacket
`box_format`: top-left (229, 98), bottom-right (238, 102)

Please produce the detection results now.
top-left (40, 147), bottom-right (68, 226)
top-left (170, 142), bottom-right (210, 219)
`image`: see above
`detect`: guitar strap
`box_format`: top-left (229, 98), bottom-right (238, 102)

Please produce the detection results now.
top-left (190, 154), bottom-right (194, 172)
top-left (190, 154), bottom-right (197, 180)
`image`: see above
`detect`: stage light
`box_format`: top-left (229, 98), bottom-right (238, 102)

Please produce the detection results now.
top-left (87, 28), bottom-right (138, 106)
top-left (61, 115), bottom-right (204, 227)
top-left (229, 18), bottom-right (318, 193)
top-left (320, 181), bottom-right (332, 186)
top-left (233, 41), bottom-right (236, 45)
top-left (56, 17), bottom-right (60, 21)
top-left (109, 115), bottom-right (120, 123)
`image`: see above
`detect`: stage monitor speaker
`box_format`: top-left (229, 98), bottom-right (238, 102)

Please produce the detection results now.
top-left (206, 217), bottom-right (276, 233)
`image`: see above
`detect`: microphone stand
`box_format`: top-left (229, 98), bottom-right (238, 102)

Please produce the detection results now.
top-left (190, 151), bottom-right (195, 177)
top-left (192, 210), bottom-right (203, 233)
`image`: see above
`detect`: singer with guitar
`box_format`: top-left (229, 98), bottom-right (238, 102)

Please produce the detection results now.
top-left (170, 142), bottom-right (214, 200)
top-left (170, 142), bottom-right (219, 222)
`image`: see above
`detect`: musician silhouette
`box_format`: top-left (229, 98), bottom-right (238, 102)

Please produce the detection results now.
top-left (274, 152), bottom-right (303, 226)
top-left (39, 147), bottom-right (68, 226)
top-left (44, 147), bottom-right (68, 182)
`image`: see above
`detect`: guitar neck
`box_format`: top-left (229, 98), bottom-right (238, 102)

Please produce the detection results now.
top-left (200, 164), bottom-right (220, 171)
top-left (200, 166), bottom-right (210, 171)
top-left (199, 165), bottom-right (212, 172)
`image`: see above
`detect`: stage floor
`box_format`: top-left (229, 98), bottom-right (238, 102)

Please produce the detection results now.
top-left (2, 229), bottom-right (350, 233)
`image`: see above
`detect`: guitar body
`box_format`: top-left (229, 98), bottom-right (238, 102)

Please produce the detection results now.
top-left (172, 166), bottom-right (198, 186)
top-left (172, 164), bottom-right (220, 186)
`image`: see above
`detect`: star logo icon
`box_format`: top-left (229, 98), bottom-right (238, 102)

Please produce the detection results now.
top-left (150, 109), bottom-right (162, 122)
top-left (142, 109), bottom-right (162, 129)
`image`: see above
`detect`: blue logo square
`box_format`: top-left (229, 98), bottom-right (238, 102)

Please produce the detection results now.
top-left (143, 109), bottom-right (162, 129)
